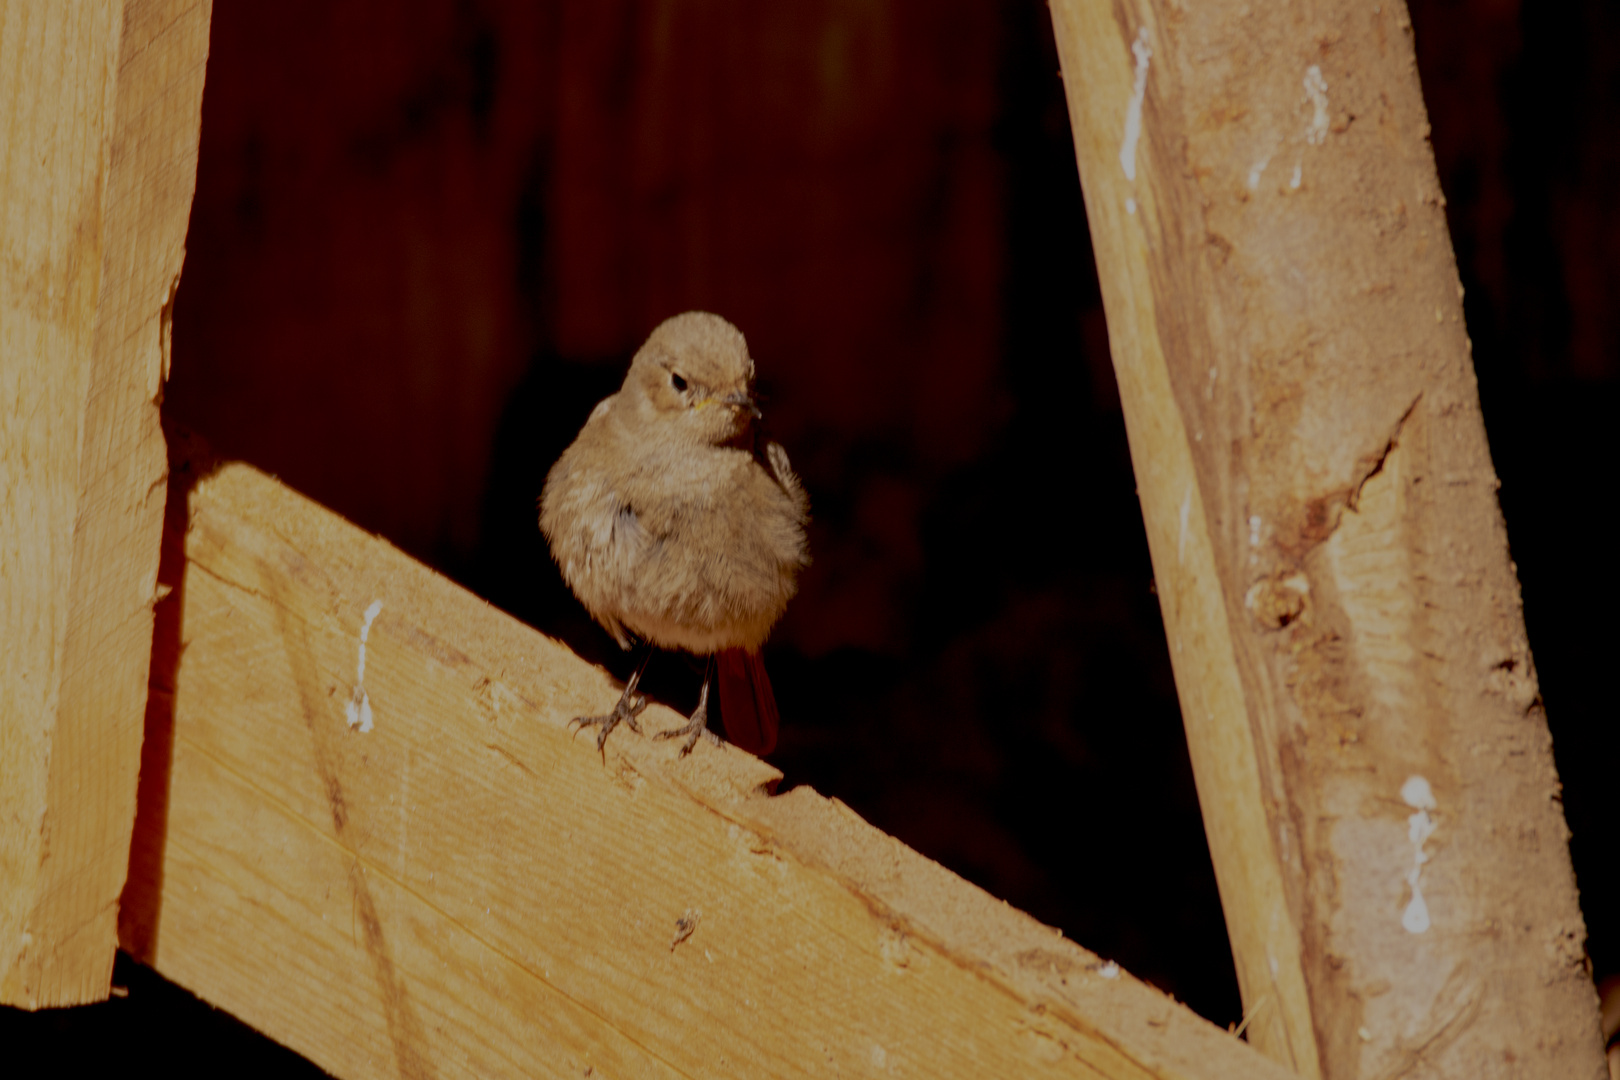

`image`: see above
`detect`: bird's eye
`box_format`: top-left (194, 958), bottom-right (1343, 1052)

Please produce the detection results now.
top-left (670, 372), bottom-right (688, 393)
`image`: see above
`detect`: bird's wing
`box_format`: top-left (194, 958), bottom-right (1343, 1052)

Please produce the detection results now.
top-left (762, 440), bottom-right (810, 518)
top-left (540, 434), bottom-right (658, 650)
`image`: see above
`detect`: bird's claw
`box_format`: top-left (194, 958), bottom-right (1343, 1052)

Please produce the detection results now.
top-left (654, 698), bottom-right (721, 757)
top-left (568, 692), bottom-right (648, 758)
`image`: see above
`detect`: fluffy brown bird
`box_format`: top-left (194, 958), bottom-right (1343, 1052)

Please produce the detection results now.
top-left (540, 312), bottom-right (809, 755)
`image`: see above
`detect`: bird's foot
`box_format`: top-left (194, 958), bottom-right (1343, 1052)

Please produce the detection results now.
top-left (568, 681), bottom-right (648, 758)
top-left (654, 685), bottom-right (721, 757)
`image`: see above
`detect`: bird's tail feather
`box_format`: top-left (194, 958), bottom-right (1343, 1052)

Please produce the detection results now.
top-left (717, 648), bottom-right (779, 756)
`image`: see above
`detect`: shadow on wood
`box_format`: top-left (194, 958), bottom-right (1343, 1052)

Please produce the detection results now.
top-left (119, 426), bottom-right (209, 963)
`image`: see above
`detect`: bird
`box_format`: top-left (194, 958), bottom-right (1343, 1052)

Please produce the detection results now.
top-left (539, 311), bottom-right (809, 756)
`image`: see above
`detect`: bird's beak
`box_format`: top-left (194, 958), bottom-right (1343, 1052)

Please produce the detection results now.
top-left (719, 390), bottom-right (763, 419)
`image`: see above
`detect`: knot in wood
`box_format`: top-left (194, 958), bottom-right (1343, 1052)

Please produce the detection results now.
top-left (1244, 573), bottom-right (1311, 630)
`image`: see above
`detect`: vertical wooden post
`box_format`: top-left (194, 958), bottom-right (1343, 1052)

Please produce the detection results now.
top-left (1048, 1), bottom-right (1606, 1076)
top-left (1, 0), bottom-right (210, 1008)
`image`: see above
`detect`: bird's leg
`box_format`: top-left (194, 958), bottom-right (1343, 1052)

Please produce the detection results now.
top-left (568, 649), bottom-right (651, 758)
top-left (655, 655), bottom-right (721, 757)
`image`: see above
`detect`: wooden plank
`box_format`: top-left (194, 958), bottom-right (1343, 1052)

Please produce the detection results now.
top-left (120, 444), bottom-right (1295, 1080)
top-left (1048, 1), bottom-right (1606, 1076)
top-left (0, 0), bottom-right (210, 1008)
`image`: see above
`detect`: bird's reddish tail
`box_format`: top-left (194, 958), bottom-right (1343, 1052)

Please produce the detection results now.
top-left (717, 648), bottom-right (779, 756)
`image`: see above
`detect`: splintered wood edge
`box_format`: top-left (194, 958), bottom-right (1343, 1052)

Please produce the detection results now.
top-left (132, 452), bottom-right (1287, 1080)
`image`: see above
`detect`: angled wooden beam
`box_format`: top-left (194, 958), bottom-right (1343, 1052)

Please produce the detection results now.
top-left (120, 439), bottom-right (1294, 1079)
top-left (1048, 0), bottom-right (1605, 1075)
top-left (0, 0), bottom-right (210, 1008)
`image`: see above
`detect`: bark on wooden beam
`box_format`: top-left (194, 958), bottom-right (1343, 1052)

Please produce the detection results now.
top-left (119, 437), bottom-right (1295, 1080)
top-left (0, 0), bottom-right (210, 1008)
top-left (1048, 2), bottom-right (1605, 1076)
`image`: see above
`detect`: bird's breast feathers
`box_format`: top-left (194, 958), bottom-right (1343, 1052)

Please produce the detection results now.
top-left (542, 437), bottom-right (806, 650)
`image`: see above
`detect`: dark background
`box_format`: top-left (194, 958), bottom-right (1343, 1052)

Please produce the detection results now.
top-left (5, 0), bottom-right (1616, 1073)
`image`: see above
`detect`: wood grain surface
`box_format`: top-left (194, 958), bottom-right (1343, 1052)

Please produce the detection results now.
top-left (1048, 0), bottom-right (1605, 1075)
top-left (121, 448), bottom-right (1293, 1080)
top-left (1, 0), bottom-right (210, 1007)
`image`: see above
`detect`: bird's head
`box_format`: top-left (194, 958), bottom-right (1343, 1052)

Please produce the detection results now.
top-left (622, 311), bottom-right (762, 445)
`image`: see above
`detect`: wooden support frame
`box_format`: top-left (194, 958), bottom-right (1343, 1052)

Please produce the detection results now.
top-left (1048, 0), bottom-right (1606, 1075)
top-left (1, 0), bottom-right (210, 1007)
top-left (2, 0), bottom-right (1605, 1074)
top-left (116, 436), bottom-right (1294, 1079)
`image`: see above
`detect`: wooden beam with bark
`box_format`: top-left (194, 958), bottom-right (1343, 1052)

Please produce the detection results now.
top-left (0, 0), bottom-right (210, 1008)
top-left (1048, 1), bottom-right (1605, 1076)
top-left (118, 436), bottom-right (1294, 1080)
